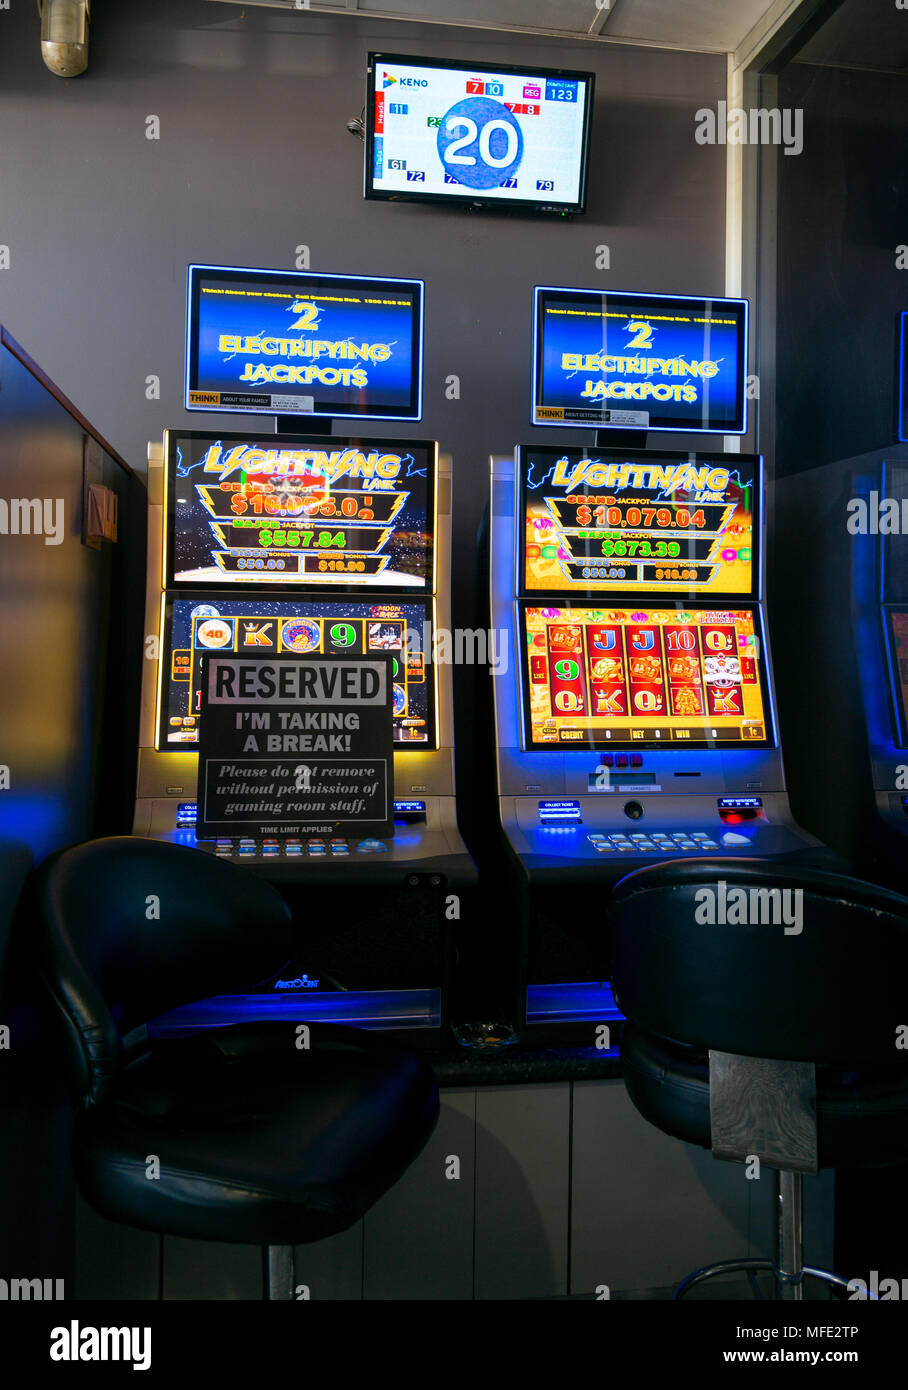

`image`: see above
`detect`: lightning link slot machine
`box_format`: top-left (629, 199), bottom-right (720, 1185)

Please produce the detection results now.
top-left (133, 265), bottom-right (475, 1043)
top-left (489, 285), bottom-right (836, 1039)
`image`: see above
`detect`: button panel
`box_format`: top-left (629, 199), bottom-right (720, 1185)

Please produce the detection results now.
top-left (211, 837), bottom-right (390, 859)
top-left (587, 831), bottom-right (720, 854)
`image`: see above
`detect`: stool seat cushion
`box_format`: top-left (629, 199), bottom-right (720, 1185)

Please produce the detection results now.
top-left (621, 1022), bottom-right (908, 1170)
top-left (73, 1021), bottom-right (439, 1245)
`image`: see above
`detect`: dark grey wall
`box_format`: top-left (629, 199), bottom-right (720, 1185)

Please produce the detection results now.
top-left (774, 59), bottom-right (908, 476)
top-left (0, 0), bottom-right (728, 832)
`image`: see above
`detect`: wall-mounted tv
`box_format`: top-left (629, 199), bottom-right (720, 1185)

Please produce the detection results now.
top-left (518, 446), bottom-right (760, 597)
top-left (366, 53), bottom-right (594, 215)
top-left (185, 265), bottom-right (423, 422)
top-left (164, 430), bottom-right (436, 592)
top-left (533, 287), bottom-right (748, 434)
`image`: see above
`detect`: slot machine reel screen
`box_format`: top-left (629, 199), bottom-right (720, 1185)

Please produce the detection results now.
top-left (533, 286), bottom-right (748, 434)
top-left (519, 602), bottom-right (771, 751)
top-left (366, 53), bottom-right (594, 214)
top-left (520, 448), bottom-right (759, 596)
top-left (165, 431), bottom-right (435, 591)
top-left (158, 595), bottom-right (436, 750)
top-left (185, 265), bottom-right (423, 422)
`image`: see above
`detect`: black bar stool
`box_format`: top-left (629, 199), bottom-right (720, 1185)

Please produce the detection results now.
top-left (610, 857), bottom-right (908, 1300)
top-left (34, 836), bottom-right (439, 1299)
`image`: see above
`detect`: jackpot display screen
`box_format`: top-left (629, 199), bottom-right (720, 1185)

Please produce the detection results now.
top-left (533, 287), bottom-right (748, 433)
top-left (158, 595), bottom-right (435, 749)
top-left (165, 431), bottom-right (435, 590)
top-left (520, 603), bottom-right (770, 750)
top-left (185, 265), bottom-right (423, 421)
top-left (366, 54), bottom-right (593, 213)
top-left (520, 447), bottom-right (758, 595)
top-left (884, 606), bottom-right (908, 747)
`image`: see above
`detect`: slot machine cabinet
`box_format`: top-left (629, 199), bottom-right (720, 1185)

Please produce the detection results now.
top-left (772, 451), bottom-right (908, 1286)
top-left (133, 435), bottom-right (476, 1043)
top-left (773, 450), bottom-right (908, 891)
top-left (489, 446), bottom-right (835, 1040)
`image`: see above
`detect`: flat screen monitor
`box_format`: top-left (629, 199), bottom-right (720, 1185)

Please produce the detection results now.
top-left (165, 430), bottom-right (435, 591)
top-left (365, 53), bottom-right (594, 214)
top-left (884, 605), bottom-right (908, 747)
top-left (519, 447), bottom-right (759, 596)
top-left (158, 594), bottom-right (435, 750)
top-left (519, 601), bottom-right (770, 750)
top-left (185, 265), bottom-right (423, 422)
top-left (532, 286), bottom-right (748, 434)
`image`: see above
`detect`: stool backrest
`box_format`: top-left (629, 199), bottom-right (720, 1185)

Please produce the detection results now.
top-left (611, 858), bottom-right (908, 1065)
top-left (35, 837), bottom-right (292, 1104)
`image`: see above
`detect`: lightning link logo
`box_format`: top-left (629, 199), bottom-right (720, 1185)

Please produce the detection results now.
top-left (199, 444), bottom-right (414, 489)
top-left (547, 457), bottom-right (734, 497)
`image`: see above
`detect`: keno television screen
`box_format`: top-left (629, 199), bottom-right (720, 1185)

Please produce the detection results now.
top-left (533, 287), bottom-right (748, 434)
top-left (520, 602), bottom-right (770, 751)
top-left (185, 265), bottom-right (423, 421)
top-left (366, 53), bottom-right (594, 213)
top-left (166, 431), bottom-right (435, 590)
top-left (158, 596), bottom-right (435, 749)
top-left (520, 447), bottom-right (759, 596)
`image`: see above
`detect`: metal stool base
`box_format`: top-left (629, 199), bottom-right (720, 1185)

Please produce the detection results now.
top-left (673, 1257), bottom-right (854, 1301)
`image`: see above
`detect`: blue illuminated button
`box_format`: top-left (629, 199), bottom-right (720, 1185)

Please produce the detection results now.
top-left (658, 844), bottom-right (676, 851)
top-left (262, 844), bottom-right (279, 857)
top-left (651, 833), bottom-right (670, 841)
top-left (285, 844), bottom-right (303, 856)
top-left (679, 841), bottom-right (697, 850)
top-left (636, 841), bottom-right (656, 850)
top-left (308, 846), bottom-right (327, 856)
top-left (356, 839), bottom-right (389, 853)
top-left (588, 833), bottom-right (606, 842)
top-left (330, 845), bottom-right (350, 855)
top-left (672, 833), bottom-right (688, 842)
top-left (702, 840), bottom-right (719, 849)
top-left (692, 832), bottom-right (710, 840)
top-left (238, 845), bottom-right (256, 857)
top-left (629, 833), bottom-right (649, 841)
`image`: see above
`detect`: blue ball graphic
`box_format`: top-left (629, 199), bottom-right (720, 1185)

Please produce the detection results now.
top-left (437, 97), bottom-right (524, 191)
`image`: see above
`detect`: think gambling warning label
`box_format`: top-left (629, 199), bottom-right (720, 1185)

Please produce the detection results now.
top-left (197, 652), bottom-right (394, 839)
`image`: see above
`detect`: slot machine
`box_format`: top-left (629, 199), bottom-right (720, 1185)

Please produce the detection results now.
top-left (488, 285), bottom-right (835, 1039)
top-left (773, 451), bottom-right (908, 892)
top-left (132, 265), bottom-right (475, 1043)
